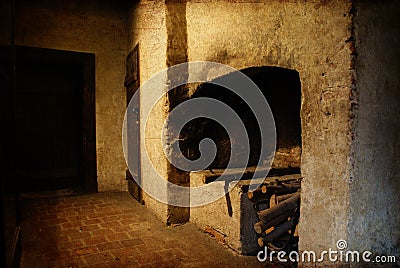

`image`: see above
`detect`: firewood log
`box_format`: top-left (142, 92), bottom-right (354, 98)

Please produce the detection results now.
top-left (257, 192), bottom-right (300, 224)
top-left (247, 185), bottom-right (268, 200)
top-left (264, 183), bottom-right (300, 195)
top-left (254, 208), bottom-right (296, 234)
top-left (257, 217), bottom-right (296, 247)
top-left (248, 183), bottom-right (300, 200)
top-left (275, 192), bottom-right (298, 203)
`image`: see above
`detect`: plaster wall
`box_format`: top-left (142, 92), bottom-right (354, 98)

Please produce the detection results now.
top-left (350, 0), bottom-right (400, 259)
top-left (14, 0), bottom-right (128, 191)
top-left (128, 2), bottom-right (400, 261)
top-left (128, 1), bottom-right (170, 222)
top-left (186, 0), bottom-right (355, 258)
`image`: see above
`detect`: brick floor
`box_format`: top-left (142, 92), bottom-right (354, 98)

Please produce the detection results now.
top-left (20, 192), bottom-right (279, 267)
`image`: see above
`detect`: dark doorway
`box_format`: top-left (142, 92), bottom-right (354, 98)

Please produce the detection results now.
top-left (15, 46), bottom-right (97, 193)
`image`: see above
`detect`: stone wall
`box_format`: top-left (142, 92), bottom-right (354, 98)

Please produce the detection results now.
top-left (129, 1), bottom-right (400, 262)
top-left (350, 0), bottom-right (400, 258)
top-left (128, 1), bottom-right (170, 222)
top-left (14, 0), bottom-right (128, 191)
top-left (9, 1), bottom-right (400, 261)
top-left (186, 0), bottom-right (354, 260)
top-left (165, 1), bottom-right (191, 224)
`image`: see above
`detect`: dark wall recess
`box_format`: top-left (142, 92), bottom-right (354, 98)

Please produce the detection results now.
top-left (183, 67), bottom-right (302, 174)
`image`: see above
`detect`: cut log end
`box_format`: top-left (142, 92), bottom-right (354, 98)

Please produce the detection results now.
top-left (257, 191), bottom-right (300, 224)
top-left (263, 217), bottom-right (295, 243)
top-left (261, 185), bottom-right (267, 193)
top-left (254, 208), bottom-right (295, 234)
top-left (254, 222), bottom-right (263, 234)
top-left (258, 237), bottom-right (265, 247)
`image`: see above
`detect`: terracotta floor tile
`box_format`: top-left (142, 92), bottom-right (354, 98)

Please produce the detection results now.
top-left (20, 192), bottom-right (275, 267)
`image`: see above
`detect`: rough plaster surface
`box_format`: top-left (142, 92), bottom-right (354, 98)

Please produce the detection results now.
top-left (190, 173), bottom-right (259, 255)
top-left (350, 1), bottom-right (400, 259)
top-left (9, 0), bottom-right (400, 261)
top-left (130, 1), bottom-right (399, 263)
top-left (128, 1), bottom-right (192, 224)
top-left (128, 1), bottom-right (170, 222)
top-left (14, 0), bottom-right (128, 192)
top-left (186, 0), bottom-right (354, 260)
top-left (165, 1), bottom-right (192, 225)
top-left (131, 1), bottom-right (357, 257)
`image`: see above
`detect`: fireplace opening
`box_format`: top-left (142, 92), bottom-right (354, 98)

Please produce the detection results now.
top-left (180, 66), bottom-right (301, 177)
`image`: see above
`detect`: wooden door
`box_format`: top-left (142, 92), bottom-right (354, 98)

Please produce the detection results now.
top-left (125, 45), bottom-right (141, 203)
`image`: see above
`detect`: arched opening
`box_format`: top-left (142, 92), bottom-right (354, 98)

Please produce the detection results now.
top-left (183, 66), bottom-right (302, 176)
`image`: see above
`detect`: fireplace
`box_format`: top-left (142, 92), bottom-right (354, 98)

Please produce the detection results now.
top-left (181, 66), bottom-right (302, 176)
top-left (187, 67), bottom-right (302, 254)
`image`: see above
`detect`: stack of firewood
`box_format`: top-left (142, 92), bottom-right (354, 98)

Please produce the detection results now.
top-left (248, 180), bottom-right (301, 249)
